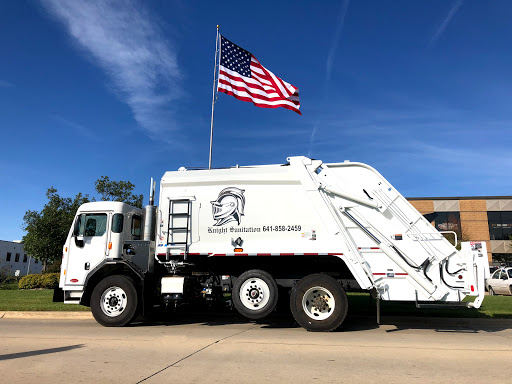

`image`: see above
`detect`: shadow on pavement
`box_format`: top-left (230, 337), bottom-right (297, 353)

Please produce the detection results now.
top-left (0, 344), bottom-right (84, 361)
top-left (130, 310), bottom-right (381, 332)
top-left (380, 316), bottom-right (512, 333)
top-left (130, 309), bottom-right (512, 334)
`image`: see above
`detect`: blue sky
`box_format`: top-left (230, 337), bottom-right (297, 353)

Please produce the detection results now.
top-left (1, 0), bottom-right (512, 241)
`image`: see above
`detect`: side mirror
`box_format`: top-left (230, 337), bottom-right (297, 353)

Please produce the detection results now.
top-left (74, 236), bottom-right (84, 248)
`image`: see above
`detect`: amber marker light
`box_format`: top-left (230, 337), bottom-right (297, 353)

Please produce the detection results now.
top-left (234, 248), bottom-right (243, 253)
top-left (108, 242), bottom-right (112, 250)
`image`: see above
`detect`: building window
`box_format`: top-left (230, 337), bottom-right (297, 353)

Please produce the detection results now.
top-left (6, 252), bottom-right (11, 261)
top-left (15, 253), bottom-right (20, 262)
top-left (23, 254), bottom-right (28, 263)
top-left (488, 211), bottom-right (512, 240)
top-left (433, 212), bottom-right (461, 232)
top-left (492, 253), bottom-right (512, 264)
top-left (35, 259), bottom-right (39, 264)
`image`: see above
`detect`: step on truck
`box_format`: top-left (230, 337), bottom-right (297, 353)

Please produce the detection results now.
top-left (57, 156), bottom-right (490, 331)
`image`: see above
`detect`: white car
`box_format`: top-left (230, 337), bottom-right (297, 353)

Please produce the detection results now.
top-left (486, 267), bottom-right (512, 296)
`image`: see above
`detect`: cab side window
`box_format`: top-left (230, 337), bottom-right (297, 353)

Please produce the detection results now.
top-left (131, 215), bottom-right (142, 240)
top-left (74, 214), bottom-right (107, 237)
top-left (112, 214), bottom-right (124, 234)
top-left (84, 214), bottom-right (107, 237)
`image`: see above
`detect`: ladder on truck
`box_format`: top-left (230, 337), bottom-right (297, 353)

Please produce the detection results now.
top-left (167, 199), bottom-right (192, 260)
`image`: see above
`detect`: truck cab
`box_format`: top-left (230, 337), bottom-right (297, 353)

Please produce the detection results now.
top-left (59, 201), bottom-right (144, 304)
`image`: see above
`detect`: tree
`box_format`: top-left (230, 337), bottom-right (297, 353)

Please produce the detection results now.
top-left (22, 188), bottom-right (89, 272)
top-left (95, 176), bottom-right (144, 208)
top-left (22, 177), bottom-right (144, 271)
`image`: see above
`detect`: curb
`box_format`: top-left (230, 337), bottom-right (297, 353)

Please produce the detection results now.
top-left (0, 311), bottom-right (93, 320)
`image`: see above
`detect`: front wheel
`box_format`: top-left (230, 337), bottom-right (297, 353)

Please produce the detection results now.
top-left (488, 286), bottom-right (495, 296)
top-left (91, 275), bottom-right (139, 327)
top-left (290, 274), bottom-right (348, 332)
top-left (232, 269), bottom-right (278, 320)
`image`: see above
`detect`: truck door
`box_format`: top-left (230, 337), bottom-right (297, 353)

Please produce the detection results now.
top-left (64, 212), bottom-right (110, 287)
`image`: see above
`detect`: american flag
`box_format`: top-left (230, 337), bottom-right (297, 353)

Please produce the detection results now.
top-left (217, 35), bottom-right (301, 115)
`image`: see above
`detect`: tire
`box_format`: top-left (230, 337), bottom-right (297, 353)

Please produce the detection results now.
top-left (488, 286), bottom-right (495, 296)
top-left (290, 274), bottom-right (348, 332)
top-left (232, 269), bottom-right (278, 320)
top-left (90, 275), bottom-right (139, 327)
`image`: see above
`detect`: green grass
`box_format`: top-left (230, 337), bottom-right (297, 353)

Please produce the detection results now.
top-left (347, 292), bottom-right (512, 319)
top-left (0, 289), bottom-right (511, 318)
top-left (0, 289), bottom-right (90, 312)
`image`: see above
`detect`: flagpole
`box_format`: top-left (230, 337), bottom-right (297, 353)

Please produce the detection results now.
top-left (209, 25), bottom-right (220, 169)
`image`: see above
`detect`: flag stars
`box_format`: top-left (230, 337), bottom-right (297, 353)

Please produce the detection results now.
top-left (220, 36), bottom-right (251, 77)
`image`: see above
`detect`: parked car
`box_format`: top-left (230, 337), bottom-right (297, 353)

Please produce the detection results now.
top-left (486, 267), bottom-right (512, 296)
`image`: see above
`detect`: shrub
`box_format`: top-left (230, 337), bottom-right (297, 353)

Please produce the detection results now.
top-left (0, 266), bottom-right (16, 284)
top-left (41, 273), bottom-right (60, 289)
top-left (19, 273), bottom-right (60, 289)
top-left (18, 274), bottom-right (40, 289)
top-left (0, 282), bottom-right (19, 290)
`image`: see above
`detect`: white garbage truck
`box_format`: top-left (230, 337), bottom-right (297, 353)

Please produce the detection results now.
top-left (56, 156), bottom-right (489, 331)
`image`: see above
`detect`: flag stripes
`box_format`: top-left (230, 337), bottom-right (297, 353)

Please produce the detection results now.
top-left (217, 35), bottom-right (300, 114)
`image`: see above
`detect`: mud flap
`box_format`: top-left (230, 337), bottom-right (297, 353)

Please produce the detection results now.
top-left (53, 287), bottom-right (64, 302)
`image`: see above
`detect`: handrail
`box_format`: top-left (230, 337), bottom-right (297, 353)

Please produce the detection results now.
top-left (439, 231), bottom-right (458, 247)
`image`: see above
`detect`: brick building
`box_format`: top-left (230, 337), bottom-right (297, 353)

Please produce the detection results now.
top-left (407, 196), bottom-right (512, 265)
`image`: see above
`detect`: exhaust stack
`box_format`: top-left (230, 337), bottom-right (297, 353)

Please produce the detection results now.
top-left (144, 178), bottom-right (157, 241)
top-left (149, 177), bottom-right (156, 206)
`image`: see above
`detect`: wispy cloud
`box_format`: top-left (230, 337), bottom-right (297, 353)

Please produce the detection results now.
top-left (326, 0), bottom-right (349, 81)
top-left (0, 80), bottom-right (13, 88)
top-left (308, 0), bottom-right (349, 157)
top-left (429, 0), bottom-right (464, 47)
top-left (309, 0), bottom-right (350, 159)
top-left (51, 115), bottom-right (98, 140)
top-left (307, 123), bottom-right (319, 158)
top-left (40, 0), bottom-right (181, 137)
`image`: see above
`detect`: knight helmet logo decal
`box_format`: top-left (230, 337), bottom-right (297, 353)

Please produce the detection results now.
top-left (210, 187), bottom-right (245, 226)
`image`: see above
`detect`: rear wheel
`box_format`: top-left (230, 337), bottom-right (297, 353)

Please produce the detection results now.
top-left (91, 275), bottom-right (138, 327)
top-left (232, 269), bottom-right (278, 320)
top-left (488, 286), bottom-right (495, 296)
top-left (290, 274), bottom-right (348, 332)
